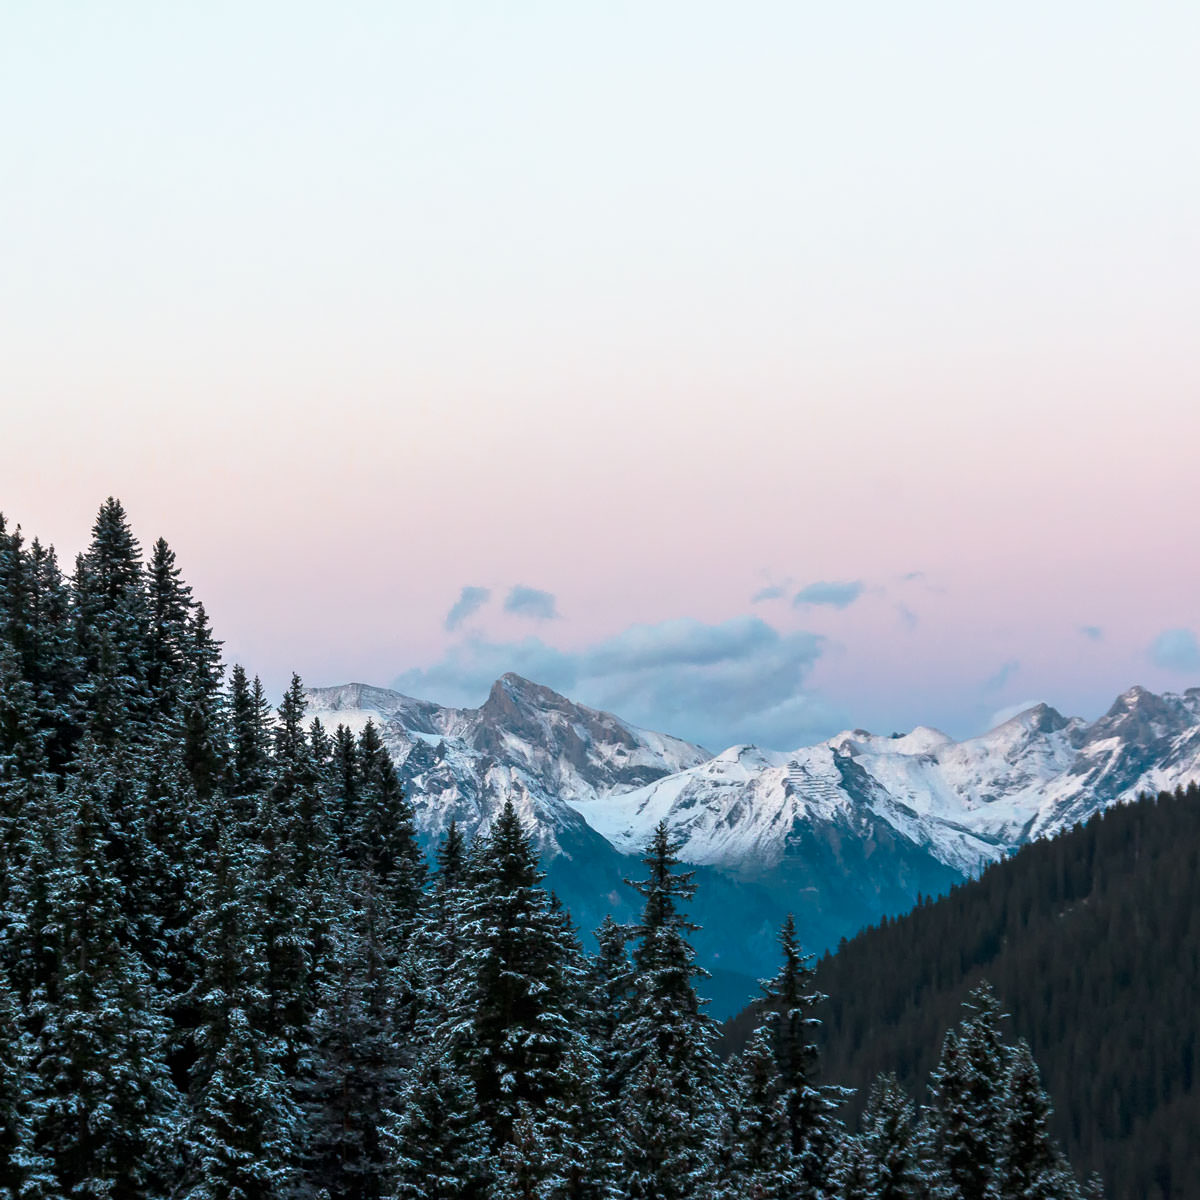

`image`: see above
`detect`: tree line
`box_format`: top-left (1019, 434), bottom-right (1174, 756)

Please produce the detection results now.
top-left (0, 499), bottom-right (1091, 1198)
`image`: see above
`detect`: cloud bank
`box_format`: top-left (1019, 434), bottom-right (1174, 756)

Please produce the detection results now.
top-left (1149, 628), bottom-right (1200, 674)
top-left (394, 615), bottom-right (832, 750)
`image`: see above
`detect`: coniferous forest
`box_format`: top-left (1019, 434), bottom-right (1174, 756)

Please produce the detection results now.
top-left (0, 500), bottom-right (1092, 1198)
top-left (721, 783), bottom-right (1200, 1199)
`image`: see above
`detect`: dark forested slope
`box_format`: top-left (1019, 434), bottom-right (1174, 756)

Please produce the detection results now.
top-left (794, 784), bottom-right (1200, 1199)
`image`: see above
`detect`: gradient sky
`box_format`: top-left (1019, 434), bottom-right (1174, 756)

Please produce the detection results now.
top-left (4, 3), bottom-right (1199, 749)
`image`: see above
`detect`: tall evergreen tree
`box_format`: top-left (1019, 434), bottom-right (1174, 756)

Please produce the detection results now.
top-left (144, 536), bottom-right (195, 720)
top-left (353, 721), bottom-right (425, 929)
top-left (718, 1024), bottom-right (796, 1199)
top-left (72, 498), bottom-right (152, 744)
top-left (184, 822), bottom-right (300, 1200)
top-left (0, 977), bottom-right (51, 1198)
top-left (306, 868), bottom-right (410, 1200)
top-left (1000, 1042), bottom-right (1081, 1200)
top-left (389, 1050), bottom-right (488, 1200)
top-left (619, 821), bottom-right (725, 1200)
top-left (760, 913), bottom-right (846, 1198)
top-left (226, 666), bottom-right (273, 818)
top-left (857, 1073), bottom-right (925, 1200)
top-left (447, 801), bottom-right (595, 1186)
top-left (924, 987), bottom-right (1010, 1200)
top-left (25, 741), bottom-right (180, 1198)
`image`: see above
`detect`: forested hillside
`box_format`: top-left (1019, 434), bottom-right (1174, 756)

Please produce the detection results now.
top-left (797, 784), bottom-right (1200, 1199)
top-left (0, 500), bottom-right (1092, 1197)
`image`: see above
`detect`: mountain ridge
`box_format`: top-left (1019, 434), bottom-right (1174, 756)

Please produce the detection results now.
top-left (306, 674), bottom-right (1200, 1015)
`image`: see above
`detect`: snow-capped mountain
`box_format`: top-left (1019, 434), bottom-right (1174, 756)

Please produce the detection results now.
top-left (307, 673), bottom-right (708, 857)
top-left (577, 684), bottom-right (1200, 883)
top-left (306, 675), bottom-right (1200, 1016)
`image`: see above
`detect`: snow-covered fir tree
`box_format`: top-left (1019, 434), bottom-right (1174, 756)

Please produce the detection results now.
top-left (619, 821), bottom-right (725, 1200)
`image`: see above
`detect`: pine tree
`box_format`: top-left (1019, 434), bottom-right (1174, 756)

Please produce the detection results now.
top-left (144, 536), bottom-right (195, 721)
top-left (0, 977), bottom-right (51, 1198)
top-left (306, 869), bottom-right (411, 1200)
top-left (137, 730), bottom-right (208, 1078)
top-left (388, 1051), bottom-right (489, 1200)
top-left (584, 914), bottom-right (631, 1179)
top-left (619, 821), bottom-right (725, 1200)
top-left (226, 666), bottom-right (273, 813)
top-left (327, 723), bottom-right (360, 857)
top-left (184, 822), bottom-right (300, 1200)
top-left (857, 1073), bottom-right (924, 1200)
top-left (925, 986), bottom-right (1009, 1200)
top-left (353, 721), bottom-right (425, 930)
top-left (72, 498), bottom-right (152, 745)
top-left (999, 1042), bottom-right (1081, 1200)
top-left (179, 602), bottom-right (227, 801)
top-left (26, 742), bottom-right (180, 1198)
top-left (186, 1008), bottom-right (300, 1200)
top-left (719, 1025), bottom-right (797, 1199)
top-left (254, 678), bottom-right (321, 1068)
top-left (830, 1135), bottom-right (878, 1200)
top-left (446, 801), bottom-right (596, 1188)
top-left (758, 913), bottom-right (845, 1198)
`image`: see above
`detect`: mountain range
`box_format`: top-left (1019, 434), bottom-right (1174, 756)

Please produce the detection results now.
top-left (307, 674), bottom-right (1200, 1015)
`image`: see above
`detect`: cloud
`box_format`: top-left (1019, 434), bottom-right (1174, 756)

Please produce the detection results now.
top-left (444, 586), bottom-right (491, 632)
top-left (1148, 628), bottom-right (1200, 674)
top-left (393, 615), bottom-right (833, 750)
top-left (895, 603), bottom-right (918, 630)
top-left (751, 584), bottom-right (788, 603)
top-left (793, 580), bottom-right (865, 610)
top-left (983, 659), bottom-right (1020, 692)
top-left (1079, 625), bottom-right (1104, 642)
top-left (503, 585), bottom-right (559, 621)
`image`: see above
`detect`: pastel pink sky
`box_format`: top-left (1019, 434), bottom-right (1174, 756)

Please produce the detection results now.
top-left (3, 4), bottom-right (1198, 747)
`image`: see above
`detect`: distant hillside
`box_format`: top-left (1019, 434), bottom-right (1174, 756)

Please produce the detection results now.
top-left (722, 782), bottom-right (1200, 1199)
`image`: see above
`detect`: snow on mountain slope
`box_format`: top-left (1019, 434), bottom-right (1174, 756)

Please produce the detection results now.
top-left (306, 672), bottom-right (711, 858)
top-left (306, 674), bottom-right (1200, 1016)
top-left (566, 685), bottom-right (1200, 880)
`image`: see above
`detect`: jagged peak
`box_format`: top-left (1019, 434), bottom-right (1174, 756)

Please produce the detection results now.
top-left (1102, 684), bottom-right (1172, 721)
top-left (483, 672), bottom-right (580, 716)
top-left (993, 702), bottom-right (1068, 736)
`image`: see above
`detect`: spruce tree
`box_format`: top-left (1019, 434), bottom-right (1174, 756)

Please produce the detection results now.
top-left (179, 602), bottom-right (226, 801)
top-left (760, 914), bottom-right (845, 1198)
top-left (857, 1073), bottom-right (924, 1200)
top-left (388, 1051), bottom-right (488, 1200)
top-left (226, 666), bottom-right (273, 812)
top-left (619, 821), bottom-right (725, 1200)
top-left (184, 822), bottom-right (300, 1200)
top-left (72, 498), bottom-right (152, 745)
top-left (999, 1042), bottom-right (1081, 1200)
top-left (306, 869), bottom-right (410, 1200)
top-left (353, 721), bottom-right (425, 930)
top-left (0, 977), bottom-right (51, 1198)
top-left (447, 802), bottom-right (595, 1185)
top-left (144, 536), bottom-right (195, 721)
top-left (584, 913), bottom-right (631, 1183)
top-left (718, 1024), bottom-right (796, 1199)
top-left (26, 741), bottom-right (180, 1198)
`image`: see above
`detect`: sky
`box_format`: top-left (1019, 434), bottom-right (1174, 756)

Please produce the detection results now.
top-left (3, 2), bottom-right (1199, 750)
